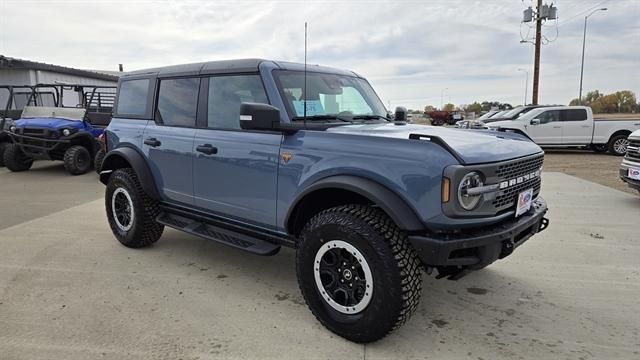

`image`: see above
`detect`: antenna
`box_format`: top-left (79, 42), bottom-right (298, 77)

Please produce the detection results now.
top-left (303, 22), bottom-right (307, 126)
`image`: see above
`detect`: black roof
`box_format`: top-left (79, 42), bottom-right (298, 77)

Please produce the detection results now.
top-left (122, 58), bottom-right (359, 78)
top-left (0, 55), bottom-right (119, 82)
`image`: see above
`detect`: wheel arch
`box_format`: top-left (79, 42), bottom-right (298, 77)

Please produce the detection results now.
top-left (285, 175), bottom-right (424, 236)
top-left (99, 146), bottom-right (161, 200)
top-left (608, 129), bottom-right (632, 143)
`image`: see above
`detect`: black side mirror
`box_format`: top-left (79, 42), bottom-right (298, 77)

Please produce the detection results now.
top-left (394, 106), bottom-right (407, 122)
top-left (240, 102), bottom-right (281, 131)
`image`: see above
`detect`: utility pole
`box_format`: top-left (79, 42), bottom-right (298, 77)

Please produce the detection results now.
top-left (440, 87), bottom-right (448, 110)
top-left (531, 0), bottom-right (542, 105)
top-left (518, 68), bottom-right (529, 105)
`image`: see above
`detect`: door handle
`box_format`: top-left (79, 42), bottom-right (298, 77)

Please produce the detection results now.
top-left (196, 144), bottom-right (218, 155)
top-left (552, 126), bottom-right (561, 129)
top-left (144, 137), bottom-right (161, 147)
top-left (581, 125), bottom-right (591, 128)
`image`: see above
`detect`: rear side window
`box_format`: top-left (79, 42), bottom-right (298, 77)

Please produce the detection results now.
top-left (117, 79), bottom-right (149, 116)
top-left (562, 109), bottom-right (587, 121)
top-left (156, 78), bottom-right (200, 127)
top-left (207, 75), bottom-right (268, 129)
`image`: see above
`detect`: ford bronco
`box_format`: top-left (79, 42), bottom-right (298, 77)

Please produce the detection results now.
top-left (99, 59), bottom-right (549, 343)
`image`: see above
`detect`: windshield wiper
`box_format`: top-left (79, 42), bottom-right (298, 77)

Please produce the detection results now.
top-left (291, 115), bottom-right (352, 123)
top-left (351, 115), bottom-right (391, 122)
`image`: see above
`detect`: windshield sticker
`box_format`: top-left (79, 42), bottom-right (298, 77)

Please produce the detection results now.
top-left (293, 100), bottom-right (325, 116)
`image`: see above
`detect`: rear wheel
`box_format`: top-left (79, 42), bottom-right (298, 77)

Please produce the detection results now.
top-left (105, 168), bottom-right (164, 248)
top-left (591, 144), bottom-right (607, 153)
top-left (296, 205), bottom-right (423, 343)
top-left (63, 145), bottom-right (91, 175)
top-left (3, 143), bottom-right (33, 172)
top-left (608, 134), bottom-right (629, 156)
top-left (0, 141), bottom-right (8, 167)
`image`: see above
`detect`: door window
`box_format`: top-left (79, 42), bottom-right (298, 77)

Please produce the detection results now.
top-left (536, 110), bottom-right (561, 124)
top-left (207, 75), bottom-right (268, 129)
top-left (156, 78), bottom-right (200, 127)
top-left (561, 109), bottom-right (588, 121)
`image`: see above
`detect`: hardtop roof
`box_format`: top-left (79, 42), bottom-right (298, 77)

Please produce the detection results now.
top-left (121, 58), bottom-right (361, 78)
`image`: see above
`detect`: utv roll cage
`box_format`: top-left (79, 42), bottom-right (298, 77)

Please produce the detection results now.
top-left (0, 83), bottom-right (116, 129)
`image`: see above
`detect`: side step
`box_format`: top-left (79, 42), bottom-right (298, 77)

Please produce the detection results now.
top-left (156, 212), bottom-right (281, 256)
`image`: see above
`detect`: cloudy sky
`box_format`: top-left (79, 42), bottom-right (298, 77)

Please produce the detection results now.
top-left (0, 0), bottom-right (638, 109)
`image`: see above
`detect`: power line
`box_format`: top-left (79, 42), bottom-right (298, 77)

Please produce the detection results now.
top-left (558, 0), bottom-right (609, 27)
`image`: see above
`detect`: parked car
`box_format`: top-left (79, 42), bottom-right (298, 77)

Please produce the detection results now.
top-left (477, 110), bottom-right (500, 120)
top-left (99, 59), bottom-right (549, 343)
top-left (620, 129), bottom-right (640, 194)
top-left (483, 105), bottom-right (553, 123)
top-left (425, 110), bottom-right (463, 126)
top-left (1, 84), bottom-right (115, 174)
top-left (486, 106), bottom-right (640, 156)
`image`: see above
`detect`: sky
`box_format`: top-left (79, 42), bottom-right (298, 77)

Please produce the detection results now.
top-left (0, 0), bottom-right (638, 110)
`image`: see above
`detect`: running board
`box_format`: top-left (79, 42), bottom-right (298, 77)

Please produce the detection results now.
top-left (156, 212), bottom-right (281, 256)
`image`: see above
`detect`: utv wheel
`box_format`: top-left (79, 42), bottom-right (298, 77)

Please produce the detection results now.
top-left (63, 145), bottom-right (91, 175)
top-left (105, 168), bottom-right (164, 248)
top-left (0, 141), bottom-right (8, 167)
top-left (94, 149), bottom-right (106, 174)
top-left (296, 205), bottom-right (423, 343)
top-left (3, 143), bottom-right (33, 172)
top-left (608, 134), bottom-right (629, 156)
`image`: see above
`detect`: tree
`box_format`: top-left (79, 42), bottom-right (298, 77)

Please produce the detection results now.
top-left (464, 102), bottom-right (483, 114)
top-left (424, 105), bottom-right (436, 112)
top-left (613, 90), bottom-right (636, 113)
top-left (442, 103), bottom-right (455, 112)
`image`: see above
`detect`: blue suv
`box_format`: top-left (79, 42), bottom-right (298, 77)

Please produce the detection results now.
top-left (99, 59), bottom-right (549, 343)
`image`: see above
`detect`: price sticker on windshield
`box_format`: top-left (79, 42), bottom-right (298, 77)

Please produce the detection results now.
top-left (293, 100), bottom-right (325, 116)
top-left (515, 188), bottom-right (533, 217)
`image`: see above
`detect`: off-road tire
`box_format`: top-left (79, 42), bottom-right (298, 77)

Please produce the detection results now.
top-left (608, 134), bottom-right (629, 156)
top-left (105, 168), bottom-right (164, 248)
top-left (63, 145), bottom-right (91, 175)
top-left (3, 143), bottom-right (33, 172)
top-left (296, 204), bottom-right (423, 343)
top-left (0, 141), bottom-right (8, 167)
top-left (94, 149), bottom-right (106, 174)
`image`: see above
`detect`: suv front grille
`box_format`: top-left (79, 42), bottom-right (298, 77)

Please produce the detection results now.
top-left (492, 155), bottom-right (544, 211)
top-left (626, 139), bottom-right (640, 161)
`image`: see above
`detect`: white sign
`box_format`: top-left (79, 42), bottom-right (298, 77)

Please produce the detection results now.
top-left (515, 188), bottom-right (534, 217)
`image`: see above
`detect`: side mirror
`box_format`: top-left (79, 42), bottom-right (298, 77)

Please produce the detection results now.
top-left (530, 119), bottom-right (541, 125)
top-left (394, 106), bottom-right (407, 122)
top-left (239, 102), bottom-right (281, 131)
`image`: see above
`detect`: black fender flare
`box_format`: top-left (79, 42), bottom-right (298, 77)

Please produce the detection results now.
top-left (285, 175), bottom-right (425, 232)
top-left (99, 146), bottom-right (161, 200)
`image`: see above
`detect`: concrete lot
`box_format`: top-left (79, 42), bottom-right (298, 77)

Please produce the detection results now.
top-left (0, 163), bottom-right (639, 360)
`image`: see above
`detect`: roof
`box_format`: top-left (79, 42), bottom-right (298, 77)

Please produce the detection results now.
top-left (123, 58), bottom-right (359, 78)
top-left (0, 55), bottom-right (120, 82)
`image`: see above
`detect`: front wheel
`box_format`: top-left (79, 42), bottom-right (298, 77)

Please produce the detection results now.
top-left (3, 143), bottom-right (33, 172)
top-left (296, 205), bottom-right (423, 343)
top-left (63, 145), bottom-right (91, 175)
top-left (0, 141), bottom-right (8, 167)
top-left (105, 168), bottom-right (164, 248)
top-left (608, 135), bottom-right (630, 156)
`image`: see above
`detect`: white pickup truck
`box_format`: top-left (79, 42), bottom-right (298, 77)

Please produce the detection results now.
top-left (486, 106), bottom-right (640, 156)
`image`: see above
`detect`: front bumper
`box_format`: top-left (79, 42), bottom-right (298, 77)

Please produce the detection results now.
top-left (409, 197), bottom-right (548, 271)
top-left (619, 159), bottom-right (640, 190)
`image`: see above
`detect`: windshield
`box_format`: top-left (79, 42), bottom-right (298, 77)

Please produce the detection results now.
top-left (21, 106), bottom-right (86, 121)
top-left (501, 107), bottom-right (523, 119)
top-left (274, 70), bottom-right (388, 121)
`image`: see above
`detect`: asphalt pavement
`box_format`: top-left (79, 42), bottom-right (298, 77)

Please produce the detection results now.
top-left (0, 164), bottom-right (638, 360)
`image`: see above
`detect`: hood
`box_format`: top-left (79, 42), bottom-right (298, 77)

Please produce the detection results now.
top-left (485, 120), bottom-right (519, 128)
top-left (326, 123), bottom-right (542, 164)
top-left (15, 117), bottom-right (84, 130)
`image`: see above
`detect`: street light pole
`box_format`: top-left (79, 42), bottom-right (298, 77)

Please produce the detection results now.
top-left (518, 68), bottom-right (529, 105)
top-left (440, 87), bottom-right (448, 110)
top-left (579, 8), bottom-right (607, 105)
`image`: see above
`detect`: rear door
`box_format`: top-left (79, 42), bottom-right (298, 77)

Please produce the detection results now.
top-left (142, 77), bottom-right (199, 205)
top-left (526, 109), bottom-right (563, 144)
top-left (193, 74), bottom-right (282, 228)
top-left (560, 108), bottom-right (591, 144)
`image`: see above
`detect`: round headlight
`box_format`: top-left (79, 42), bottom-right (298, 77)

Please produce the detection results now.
top-left (458, 172), bottom-right (484, 211)
top-left (10, 125), bottom-right (16, 133)
top-left (62, 129), bottom-right (71, 137)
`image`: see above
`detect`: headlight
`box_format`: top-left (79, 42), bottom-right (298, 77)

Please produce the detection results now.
top-left (458, 172), bottom-right (484, 210)
top-left (10, 125), bottom-right (16, 133)
top-left (62, 129), bottom-right (71, 136)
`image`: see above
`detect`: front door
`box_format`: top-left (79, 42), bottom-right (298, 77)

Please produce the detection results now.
top-left (526, 109), bottom-right (563, 144)
top-left (193, 74), bottom-right (282, 229)
top-left (142, 77), bottom-right (200, 205)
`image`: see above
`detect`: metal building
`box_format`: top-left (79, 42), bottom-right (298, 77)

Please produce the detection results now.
top-left (0, 55), bottom-right (119, 107)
